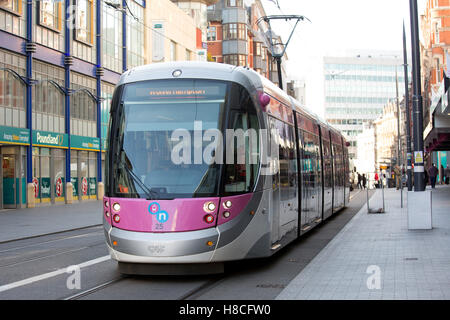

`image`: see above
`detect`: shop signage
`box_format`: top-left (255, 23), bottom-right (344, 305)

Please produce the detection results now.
top-left (71, 135), bottom-right (100, 151)
top-left (41, 177), bottom-right (51, 199)
top-left (89, 177), bottom-right (97, 196)
top-left (81, 177), bottom-right (88, 195)
top-left (71, 177), bottom-right (78, 197)
top-left (32, 177), bottom-right (39, 198)
top-left (0, 126), bottom-right (30, 145)
top-left (33, 130), bottom-right (68, 148)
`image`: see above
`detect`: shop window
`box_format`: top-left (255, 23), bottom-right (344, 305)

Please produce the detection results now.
top-left (53, 149), bottom-right (65, 201)
top-left (71, 151), bottom-right (78, 199)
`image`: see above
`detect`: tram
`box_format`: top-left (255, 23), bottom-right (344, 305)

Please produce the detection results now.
top-left (103, 62), bottom-right (350, 274)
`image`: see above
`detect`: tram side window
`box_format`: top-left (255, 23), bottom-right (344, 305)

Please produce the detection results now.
top-left (223, 88), bottom-right (260, 195)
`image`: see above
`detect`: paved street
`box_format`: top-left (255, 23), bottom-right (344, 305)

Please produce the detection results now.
top-left (0, 189), bottom-right (370, 300)
top-left (276, 185), bottom-right (450, 300)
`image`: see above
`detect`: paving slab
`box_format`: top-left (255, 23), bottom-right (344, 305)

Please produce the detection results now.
top-left (0, 201), bottom-right (102, 243)
top-left (276, 185), bottom-right (450, 300)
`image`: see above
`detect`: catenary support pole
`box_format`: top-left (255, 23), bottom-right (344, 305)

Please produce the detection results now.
top-left (403, 21), bottom-right (413, 191)
top-left (409, 0), bottom-right (425, 191)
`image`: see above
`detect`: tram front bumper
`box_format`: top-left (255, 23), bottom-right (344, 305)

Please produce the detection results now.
top-left (104, 224), bottom-right (219, 263)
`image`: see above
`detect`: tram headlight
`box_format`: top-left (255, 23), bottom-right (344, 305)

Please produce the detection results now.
top-left (112, 202), bottom-right (121, 212)
top-left (223, 200), bottom-right (232, 209)
top-left (203, 201), bottom-right (216, 213)
top-left (104, 200), bottom-right (109, 208)
top-left (223, 211), bottom-right (230, 218)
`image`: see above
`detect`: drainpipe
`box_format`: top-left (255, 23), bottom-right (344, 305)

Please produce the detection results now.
top-left (65, 1), bottom-right (74, 203)
top-left (96, 0), bottom-right (104, 199)
top-left (122, 0), bottom-right (127, 72)
top-left (25, 0), bottom-right (36, 208)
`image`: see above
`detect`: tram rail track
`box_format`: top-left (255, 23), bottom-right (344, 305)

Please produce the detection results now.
top-left (63, 276), bottom-right (127, 300)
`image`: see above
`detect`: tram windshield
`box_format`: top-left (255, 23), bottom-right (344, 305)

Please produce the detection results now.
top-left (108, 78), bottom-right (261, 199)
top-left (110, 79), bottom-right (227, 199)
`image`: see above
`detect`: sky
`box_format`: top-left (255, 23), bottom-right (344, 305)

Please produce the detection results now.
top-left (247, 0), bottom-right (427, 117)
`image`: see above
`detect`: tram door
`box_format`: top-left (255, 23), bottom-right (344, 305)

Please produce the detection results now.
top-left (268, 117), bottom-right (298, 244)
top-left (2, 155), bottom-right (17, 209)
top-left (268, 117), bottom-right (280, 244)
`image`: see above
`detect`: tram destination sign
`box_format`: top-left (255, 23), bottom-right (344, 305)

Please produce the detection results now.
top-left (0, 126), bottom-right (30, 145)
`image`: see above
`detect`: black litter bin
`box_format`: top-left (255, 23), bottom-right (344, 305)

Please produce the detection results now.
top-left (387, 178), bottom-right (395, 188)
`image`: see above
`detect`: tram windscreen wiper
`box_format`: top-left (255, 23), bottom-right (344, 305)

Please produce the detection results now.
top-left (118, 153), bottom-right (159, 200)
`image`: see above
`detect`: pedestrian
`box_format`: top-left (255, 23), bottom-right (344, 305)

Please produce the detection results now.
top-left (357, 172), bottom-right (362, 189)
top-left (424, 168), bottom-right (429, 187)
top-left (362, 173), bottom-right (367, 189)
top-left (394, 165), bottom-right (401, 190)
top-left (428, 163), bottom-right (439, 189)
top-left (374, 172), bottom-right (379, 188)
top-left (440, 165), bottom-right (444, 184)
top-left (445, 166), bottom-right (450, 185)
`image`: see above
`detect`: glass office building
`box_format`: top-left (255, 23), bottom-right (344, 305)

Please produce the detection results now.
top-left (324, 54), bottom-right (405, 161)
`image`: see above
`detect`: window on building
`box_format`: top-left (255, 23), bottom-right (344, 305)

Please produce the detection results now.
top-left (436, 58), bottom-right (441, 81)
top-left (126, 0), bottom-right (145, 69)
top-left (223, 23), bottom-right (246, 40)
top-left (227, 0), bottom-right (243, 7)
top-left (435, 22), bottom-right (440, 43)
top-left (102, 1), bottom-right (122, 73)
top-left (207, 26), bottom-right (216, 41)
top-left (254, 42), bottom-right (261, 56)
top-left (224, 54), bottom-right (247, 67)
top-left (0, 51), bottom-right (26, 128)
top-left (170, 41), bottom-right (177, 61)
top-left (75, 0), bottom-right (93, 44)
top-left (0, 0), bottom-right (21, 14)
top-left (39, 0), bottom-right (62, 31)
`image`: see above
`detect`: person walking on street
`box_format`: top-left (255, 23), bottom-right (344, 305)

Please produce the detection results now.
top-left (362, 174), bottom-right (367, 189)
top-left (394, 165), bottom-right (401, 190)
top-left (374, 172), bottom-right (379, 188)
top-left (428, 163), bottom-right (439, 189)
top-left (357, 172), bottom-right (362, 189)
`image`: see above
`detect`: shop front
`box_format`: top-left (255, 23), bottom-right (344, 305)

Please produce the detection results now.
top-left (70, 135), bottom-right (100, 201)
top-left (32, 130), bottom-right (68, 205)
top-left (0, 126), bottom-right (29, 209)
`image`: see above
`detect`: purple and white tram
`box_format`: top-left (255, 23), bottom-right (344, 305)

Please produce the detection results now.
top-left (103, 62), bottom-right (350, 274)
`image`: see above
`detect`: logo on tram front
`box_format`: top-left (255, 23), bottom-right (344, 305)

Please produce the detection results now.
top-left (148, 202), bottom-right (169, 224)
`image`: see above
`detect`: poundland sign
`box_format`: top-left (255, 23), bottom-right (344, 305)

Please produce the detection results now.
top-left (33, 131), bottom-right (68, 148)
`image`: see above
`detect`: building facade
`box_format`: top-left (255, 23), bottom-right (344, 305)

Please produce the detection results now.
top-left (323, 53), bottom-right (405, 162)
top-left (205, 0), bottom-right (288, 89)
top-left (0, 0), bottom-right (199, 208)
top-left (420, 0), bottom-right (450, 178)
